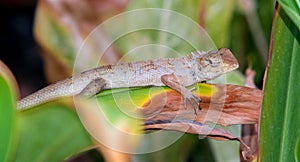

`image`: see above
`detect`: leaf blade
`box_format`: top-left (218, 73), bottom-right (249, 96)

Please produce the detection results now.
top-left (15, 105), bottom-right (93, 162)
top-left (0, 61), bottom-right (17, 162)
top-left (260, 5), bottom-right (300, 161)
top-left (278, 0), bottom-right (300, 30)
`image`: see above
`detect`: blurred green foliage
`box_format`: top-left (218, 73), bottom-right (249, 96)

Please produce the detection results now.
top-left (15, 105), bottom-right (92, 162)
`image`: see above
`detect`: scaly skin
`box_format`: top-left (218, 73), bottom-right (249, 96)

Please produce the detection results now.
top-left (17, 48), bottom-right (239, 111)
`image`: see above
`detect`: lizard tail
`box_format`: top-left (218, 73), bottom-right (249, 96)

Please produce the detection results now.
top-left (17, 78), bottom-right (75, 111)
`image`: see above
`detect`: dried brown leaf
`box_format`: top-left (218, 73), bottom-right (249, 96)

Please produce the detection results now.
top-left (138, 83), bottom-right (261, 160)
top-left (240, 66), bottom-right (259, 162)
top-left (139, 83), bottom-right (262, 126)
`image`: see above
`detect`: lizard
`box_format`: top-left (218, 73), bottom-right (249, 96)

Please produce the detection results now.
top-left (17, 48), bottom-right (239, 114)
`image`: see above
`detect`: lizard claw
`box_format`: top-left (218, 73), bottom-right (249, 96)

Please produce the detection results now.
top-left (183, 91), bottom-right (202, 115)
top-left (189, 87), bottom-right (197, 92)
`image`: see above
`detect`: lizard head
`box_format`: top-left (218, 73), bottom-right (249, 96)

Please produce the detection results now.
top-left (196, 48), bottom-right (239, 79)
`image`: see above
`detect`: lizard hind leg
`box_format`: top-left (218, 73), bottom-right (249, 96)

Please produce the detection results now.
top-left (78, 78), bottom-right (107, 97)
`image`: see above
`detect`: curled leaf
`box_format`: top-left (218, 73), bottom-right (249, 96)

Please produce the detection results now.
top-left (144, 120), bottom-right (251, 159)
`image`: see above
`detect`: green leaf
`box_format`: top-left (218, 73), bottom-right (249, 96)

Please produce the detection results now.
top-left (296, 135), bottom-right (300, 162)
top-left (0, 62), bottom-right (17, 162)
top-left (260, 5), bottom-right (300, 162)
top-left (278, 0), bottom-right (300, 30)
top-left (34, 2), bottom-right (79, 65)
top-left (15, 105), bottom-right (92, 162)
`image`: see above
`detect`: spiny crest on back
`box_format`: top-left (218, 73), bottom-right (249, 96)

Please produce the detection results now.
top-left (190, 50), bottom-right (206, 56)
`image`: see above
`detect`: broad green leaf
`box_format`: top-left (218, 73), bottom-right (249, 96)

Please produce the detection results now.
top-left (260, 5), bottom-right (300, 162)
top-left (205, 0), bottom-right (235, 47)
top-left (278, 0), bottom-right (300, 30)
top-left (15, 105), bottom-right (92, 162)
top-left (0, 61), bottom-right (17, 162)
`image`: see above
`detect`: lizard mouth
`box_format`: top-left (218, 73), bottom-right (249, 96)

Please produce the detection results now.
top-left (224, 63), bottom-right (239, 73)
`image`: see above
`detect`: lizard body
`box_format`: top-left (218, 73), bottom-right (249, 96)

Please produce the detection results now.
top-left (17, 48), bottom-right (239, 112)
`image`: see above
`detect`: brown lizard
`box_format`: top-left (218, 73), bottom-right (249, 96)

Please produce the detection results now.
top-left (17, 48), bottom-right (239, 114)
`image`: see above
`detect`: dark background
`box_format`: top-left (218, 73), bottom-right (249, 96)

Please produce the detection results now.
top-left (0, 1), bottom-right (46, 98)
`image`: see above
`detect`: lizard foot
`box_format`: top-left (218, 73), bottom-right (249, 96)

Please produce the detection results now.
top-left (182, 90), bottom-right (202, 115)
top-left (160, 74), bottom-right (202, 114)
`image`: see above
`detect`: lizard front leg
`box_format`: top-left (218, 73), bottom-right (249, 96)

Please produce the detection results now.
top-left (161, 73), bottom-right (201, 114)
top-left (79, 78), bottom-right (107, 97)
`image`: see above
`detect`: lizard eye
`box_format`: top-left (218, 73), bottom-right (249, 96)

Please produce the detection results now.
top-left (198, 53), bottom-right (223, 68)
